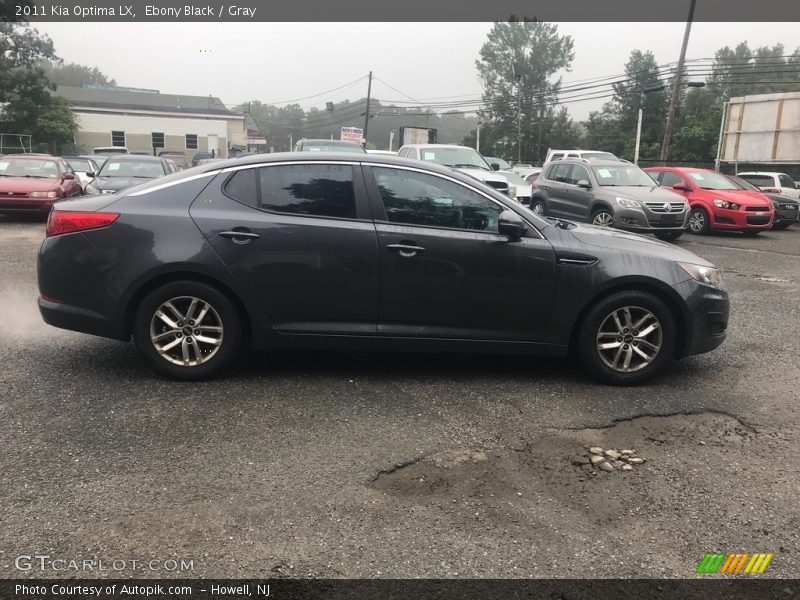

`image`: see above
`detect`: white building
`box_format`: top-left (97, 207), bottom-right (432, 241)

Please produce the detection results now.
top-left (58, 85), bottom-right (246, 159)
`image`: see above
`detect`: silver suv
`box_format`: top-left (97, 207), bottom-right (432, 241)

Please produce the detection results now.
top-left (530, 159), bottom-right (689, 241)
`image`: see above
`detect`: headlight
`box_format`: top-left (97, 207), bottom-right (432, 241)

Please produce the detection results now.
top-left (615, 197), bottom-right (641, 209)
top-left (29, 191), bottom-right (59, 198)
top-left (679, 262), bottom-right (723, 289)
top-left (713, 199), bottom-right (740, 210)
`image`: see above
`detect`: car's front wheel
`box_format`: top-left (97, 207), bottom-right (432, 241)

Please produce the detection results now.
top-left (133, 281), bottom-right (242, 380)
top-left (591, 208), bottom-right (615, 227)
top-left (688, 207), bottom-right (710, 234)
top-left (577, 291), bottom-right (676, 385)
top-left (530, 199), bottom-right (546, 216)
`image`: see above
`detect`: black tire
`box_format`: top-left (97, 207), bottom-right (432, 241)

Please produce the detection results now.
top-left (133, 280), bottom-right (242, 380)
top-left (654, 231), bottom-right (684, 242)
top-left (741, 230), bottom-right (760, 237)
top-left (530, 199), bottom-right (546, 216)
top-left (687, 206), bottom-right (710, 234)
top-left (577, 290), bottom-right (676, 386)
top-left (591, 207), bottom-right (615, 227)
top-left (773, 221), bottom-right (792, 230)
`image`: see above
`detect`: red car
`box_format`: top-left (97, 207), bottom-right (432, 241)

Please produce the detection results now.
top-left (644, 167), bottom-right (773, 235)
top-left (0, 154), bottom-right (83, 215)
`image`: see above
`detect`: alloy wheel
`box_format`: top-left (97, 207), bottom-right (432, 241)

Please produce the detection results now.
top-left (595, 306), bottom-right (662, 373)
top-left (149, 296), bottom-right (224, 366)
top-left (689, 210), bottom-right (705, 233)
top-left (592, 211), bottom-right (614, 227)
top-left (532, 202), bottom-right (545, 215)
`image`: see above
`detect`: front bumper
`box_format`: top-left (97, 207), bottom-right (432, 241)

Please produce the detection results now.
top-left (774, 204), bottom-right (799, 224)
top-left (615, 206), bottom-right (688, 233)
top-left (673, 279), bottom-right (729, 358)
top-left (708, 206), bottom-right (773, 230)
top-left (0, 196), bottom-right (58, 213)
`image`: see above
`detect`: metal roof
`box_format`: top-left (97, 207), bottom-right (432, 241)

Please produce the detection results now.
top-left (57, 86), bottom-right (240, 117)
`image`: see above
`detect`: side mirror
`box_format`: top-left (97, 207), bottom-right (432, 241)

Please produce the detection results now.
top-left (498, 210), bottom-right (527, 240)
top-left (672, 182), bottom-right (689, 191)
top-left (62, 172), bottom-right (75, 180)
top-left (490, 162), bottom-right (500, 171)
top-left (85, 172), bottom-right (95, 178)
top-left (577, 179), bottom-right (591, 189)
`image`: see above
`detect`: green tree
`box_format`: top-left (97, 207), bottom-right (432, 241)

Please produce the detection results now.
top-left (475, 19), bottom-right (575, 162)
top-left (40, 59), bottom-right (116, 87)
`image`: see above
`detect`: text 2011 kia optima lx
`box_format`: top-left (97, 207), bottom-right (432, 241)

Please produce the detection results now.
top-left (37, 153), bottom-right (729, 385)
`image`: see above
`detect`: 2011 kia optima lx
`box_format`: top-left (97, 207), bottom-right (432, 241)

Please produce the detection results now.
top-left (37, 153), bottom-right (729, 385)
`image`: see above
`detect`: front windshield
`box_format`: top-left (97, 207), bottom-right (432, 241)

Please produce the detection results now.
top-left (725, 175), bottom-right (760, 191)
top-left (419, 147), bottom-right (491, 171)
top-left (592, 165), bottom-right (657, 187)
top-left (99, 160), bottom-right (165, 178)
top-left (488, 157), bottom-right (512, 170)
top-left (66, 159), bottom-right (95, 172)
top-left (686, 171), bottom-right (739, 190)
top-left (0, 157), bottom-right (60, 179)
top-left (303, 143), bottom-right (365, 153)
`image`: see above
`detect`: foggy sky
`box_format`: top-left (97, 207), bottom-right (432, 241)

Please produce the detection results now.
top-left (33, 22), bottom-right (800, 121)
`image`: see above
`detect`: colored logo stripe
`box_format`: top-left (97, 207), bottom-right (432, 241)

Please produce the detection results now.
top-left (697, 552), bottom-right (773, 574)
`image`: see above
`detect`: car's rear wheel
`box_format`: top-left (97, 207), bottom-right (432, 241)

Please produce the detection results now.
top-left (133, 281), bottom-right (242, 380)
top-left (591, 208), bottom-right (615, 227)
top-left (577, 291), bottom-right (676, 385)
top-left (530, 199), bottom-right (545, 216)
top-left (654, 231), bottom-right (683, 242)
top-left (688, 207), bottom-right (710, 234)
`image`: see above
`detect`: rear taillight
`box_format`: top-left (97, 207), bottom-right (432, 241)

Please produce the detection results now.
top-left (46, 211), bottom-right (119, 237)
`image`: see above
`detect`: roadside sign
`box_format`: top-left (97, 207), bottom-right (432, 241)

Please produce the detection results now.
top-left (341, 127), bottom-right (364, 143)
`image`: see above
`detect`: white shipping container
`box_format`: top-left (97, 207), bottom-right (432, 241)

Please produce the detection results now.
top-left (720, 92), bottom-right (800, 164)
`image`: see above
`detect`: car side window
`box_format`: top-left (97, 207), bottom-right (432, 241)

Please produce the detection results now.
top-left (552, 163), bottom-right (573, 184)
top-left (372, 167), bottom-right (504, 233)
top-left (568, 165), bottom-right (590, 185)
top-left (259, 164), bottom-right (357, 219)
top-left (659, 171), bottom-right (684, 188)
top-left (779, 174), bottom-right (795, 189)
top-left (223, 169), bottom-right (258, 207)
top-left (551, 153), bottom-right (564, 161)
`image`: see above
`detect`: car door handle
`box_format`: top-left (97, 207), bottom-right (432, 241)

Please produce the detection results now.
top-left (386, 243), bottom-right (426, 257)
top-left (219, 229), bottom-right (260, 243)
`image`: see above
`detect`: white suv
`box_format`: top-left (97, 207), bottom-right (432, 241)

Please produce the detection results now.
top-left (737, 172), bottom-right (799, 200)
top-left (398, 144), bottom-right (509, 196)
top-left (544, 149), bottom-right (619, 165)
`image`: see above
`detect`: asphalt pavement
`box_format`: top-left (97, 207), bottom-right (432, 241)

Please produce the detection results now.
top-left (0, 216), bottom-right (798, 579)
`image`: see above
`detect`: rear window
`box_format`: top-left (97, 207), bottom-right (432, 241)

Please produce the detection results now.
top-left (740, 174), bottom-right (775, 187)
top-left (778, 174), bottom-right (796, 189)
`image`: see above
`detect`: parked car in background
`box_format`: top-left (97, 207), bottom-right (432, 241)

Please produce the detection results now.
top-left (38, 152), bottom-right (728, 385)
top-left (191, 152), bottom-right (215, 167)
top-left (736, 171), bottom-right (799, 200)
top-left (366, 149), bottom-right (397, 156)
top-left (511, 162), bottom-right (534, 175)
top-left (544, 149), bottom-right (619, 165)
top-left (195, 158), bottom-right (224, 166)
top-left (294, 139), bottom-right (367, 153)
top-left (61, 156), bottom-right (103, 191)
top-left (645, 167), bottom-right (773, 236)
top-left (398, 144), bottom-right (509, 196)
top-left (484, 156), bottom-right (513, 171)
top-left (85, 155), bottom-right (172, 195)
top-left (0, 154), bottom-right (82, 214)
top-left (724, 174), bottom-right (799, 229)
top-left (524, 168), bottom-right (543, 184)
top-left (498, 170), bottom-right (532, 205)
top-left (164, 159), bottom-right (178, 174)
top-left (533, 159), bottom-right (688, 241)
top-left (92, 146), bottom-right (130, 157)
top-left (158, 151), bottom-right (191, 171)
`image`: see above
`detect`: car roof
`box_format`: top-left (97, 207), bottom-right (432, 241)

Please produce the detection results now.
top-left (401, 144), bottom-right (470, 150)
top-left (300, 139), bottom-right (362, 145)
top-left (5, 153), bottom-right (57, 160)
top-left (736, 171), bottom-right (784, 176)
top-left (101, 155), bottom-right (164, 162)
top-left (550, 158), bottom-right (625, 167)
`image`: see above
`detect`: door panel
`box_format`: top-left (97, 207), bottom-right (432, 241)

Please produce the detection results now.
top-left (365, 166), bottom-right (557, 341)
top-left (189, 165), bottom-right (380, 334)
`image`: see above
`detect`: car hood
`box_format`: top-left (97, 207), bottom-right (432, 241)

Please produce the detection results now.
top-left (93, 176), bottom-right (153, 191)
top-left (701, 188), bottom-right (771, 207)
top-left (0, 177), bottom-right (60, 193)
top-left (455, 167), bottom-right (507, 184)
top-left (609, 186), bottom-right (685, 202)
top-left (563, 221), bottom-right (714, 267)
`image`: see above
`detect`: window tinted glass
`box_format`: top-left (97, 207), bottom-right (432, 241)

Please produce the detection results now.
top-left (740, 174), bottom-right (774, 187)
top-left (259, 164), bottom-right (356, 219)
top-left (568, 165), bottom-right (590, 185)
top-left (373, 167), bottom-right (503, 233)
top-left (778, 174), bottom-right (795, 188)
top-left (224, 169), bottom-right (258, 206)
top-left (551, 153), bottom-right (564, 161)
top-left (659, 171), bottom-right (684, 187)
top-left (552, 163), bottom-right (573, 183)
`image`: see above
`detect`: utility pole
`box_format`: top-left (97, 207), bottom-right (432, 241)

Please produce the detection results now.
top-left (476, 120), bottom-right (481, 153)
top-left (660, 0), bottom-right (696, 162)
top-left (634, 108), bottom-right (643, 165)
top-left (326, 102), bottom-right (335, 140)
top-left (363, 71), bottom-right (373, 147)
top-left (389, 130), bottom-right (395, 151)
top-left (289, 131), bottom-right (293, 151)
top-left (536, 105), bottom-right (544, 164)
top-left (513, 62), bottom-right (523, 165)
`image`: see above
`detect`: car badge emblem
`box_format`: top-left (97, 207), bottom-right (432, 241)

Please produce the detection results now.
top-left (663, 203), bottom-right (672, 212)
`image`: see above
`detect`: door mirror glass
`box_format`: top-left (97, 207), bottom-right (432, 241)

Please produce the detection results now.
top-left (85, 172), bottom-right (94, 178)
top-left (498, 210), bottom-right (526, 240)
top-left (576, 179), bottom-right (591, 189)
top-left (672, 182), bottom-right (689, 191)
top-left (490, 162), bottom-right (500, 171)
top-left (62, 172), bottom-right (75, 180)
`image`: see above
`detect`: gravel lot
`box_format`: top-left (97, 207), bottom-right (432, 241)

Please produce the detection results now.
top-left (1, 216), bottom-right (798, 579)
